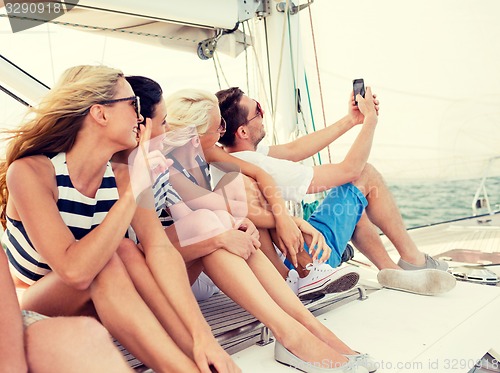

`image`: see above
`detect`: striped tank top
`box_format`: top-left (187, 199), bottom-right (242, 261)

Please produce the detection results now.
top-left (127, 169), bottom-right (181, 243)
top-left (2, 152), bottom-right (119, 285)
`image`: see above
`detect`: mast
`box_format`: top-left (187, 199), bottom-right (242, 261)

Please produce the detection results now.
top-left (254, 1), bottom-right (311, 145)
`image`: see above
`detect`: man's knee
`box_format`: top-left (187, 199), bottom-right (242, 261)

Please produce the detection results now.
top-left (352, 163), bottom-right (382, 194)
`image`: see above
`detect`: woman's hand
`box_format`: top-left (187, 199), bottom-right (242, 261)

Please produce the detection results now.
top-left (295, 218), bottom-right (332, 263)
top-left (192, 335), bottom-right (241, 373)
top-left (234, 217), bottom-right (259, 242)
top-left (128, 119), bottom-right (172, 200)
top-left (275, 214), bottom-right (304, 268)
top-left (217, 229), bottom-right (259, 260)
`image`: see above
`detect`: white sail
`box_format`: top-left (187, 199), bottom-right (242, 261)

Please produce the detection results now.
top-left (1, 0), bottom-right (499, 182)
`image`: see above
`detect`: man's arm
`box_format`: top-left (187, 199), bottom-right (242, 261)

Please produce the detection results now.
top-left (268, 115), bottom-right (353, 162)
top-left (268, 91), bottom-right (379, 162)
top-left (308, 87), bottom-right (379, 192)
top-left (204, 145), bottom-right (304, 266)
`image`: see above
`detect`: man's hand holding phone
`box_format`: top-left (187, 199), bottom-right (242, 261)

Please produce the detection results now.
top-left (349, 79), bottom-right (379, 127)
top-left (356, 86), bottom-right (378, 127)
top-left (353, 78), bottom-right (365, 106)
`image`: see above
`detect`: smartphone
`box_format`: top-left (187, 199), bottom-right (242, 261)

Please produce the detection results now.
top-left (353, 79), bottom-right (365, 105)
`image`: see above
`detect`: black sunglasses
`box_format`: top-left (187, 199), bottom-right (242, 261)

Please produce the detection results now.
top-left (243, 100), bottom-right (263, 125)
top-left (98, 96), bottom-right (141, 119)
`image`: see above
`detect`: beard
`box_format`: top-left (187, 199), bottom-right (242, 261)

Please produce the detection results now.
top-left (251, 127), bottom-right (266, 148)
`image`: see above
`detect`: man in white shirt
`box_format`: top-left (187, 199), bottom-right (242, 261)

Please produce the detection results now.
top-left (215, 87), bottom-right (456, 295)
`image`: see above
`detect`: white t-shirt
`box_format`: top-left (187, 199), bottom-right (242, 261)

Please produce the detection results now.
top-left (222, 144), bottom-right (314, 202)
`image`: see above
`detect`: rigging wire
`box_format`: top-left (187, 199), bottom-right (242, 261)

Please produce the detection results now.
top-left (100, 35), bottom-right (108, 64)
top-left (242, 21), bottom-right (250, 95)
top-left (285, 8), bottom-right (298, 128)
top-left (270, 0), bottom-right (291, 146)
top-left (214, 52), bottom-right (230, 88)
top-left (212, 54), bottom-right (222, 90)
top-left (303, 72), bottom-right (320, 166)
top-left (307, 3), bottom-right (332, 163)
top-left (246, 20), bottom-right (276, 142)
top-left (262, 17), bottom-right (277, 145)
top-left (0, 84), bottom-right (30, 107)
top-left (285, 4), bottom-right (320, 167)
top-left (246, 22), bottom-right (270, 108)
top-left (46, 23), bottom-right (56, 85)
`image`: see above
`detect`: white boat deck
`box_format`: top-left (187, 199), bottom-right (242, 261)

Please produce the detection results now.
top-left (136, 212), bottom-right (500, 372)
top-left (233, 212), bottom-right (500, 372)
top-left (233, 282), bottom-right (500, 373)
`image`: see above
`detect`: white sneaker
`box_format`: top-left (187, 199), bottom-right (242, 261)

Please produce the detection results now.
top-left (285, 269), bottom-right (300, 295)
top-left (298, 262), bottom-right (360, 301)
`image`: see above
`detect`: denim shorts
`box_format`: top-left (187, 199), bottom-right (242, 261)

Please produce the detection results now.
top-left (307, 183), bottom-right (367, 267)
top-left (21, 310), bottom-right (48, 329)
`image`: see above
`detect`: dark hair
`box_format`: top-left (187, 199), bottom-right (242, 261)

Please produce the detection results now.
top-left (125, 76), bottom-right (163, 120)
top-left (215, 87), bottom-right (248, 147)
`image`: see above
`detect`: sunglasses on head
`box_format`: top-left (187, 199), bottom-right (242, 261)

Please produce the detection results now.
top-left (202, 116), bottom-right (227, 135)
top-left (98, 96), bottom-right (142, 119)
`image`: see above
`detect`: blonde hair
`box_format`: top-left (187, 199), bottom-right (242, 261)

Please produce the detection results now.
top-left (164, 88), bottom-right (218, 135)
top-left (0, 64), bottom-right (124, 228)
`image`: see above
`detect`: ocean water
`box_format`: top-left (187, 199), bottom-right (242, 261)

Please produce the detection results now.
top-left (388, 176), bottom-right (500, 228)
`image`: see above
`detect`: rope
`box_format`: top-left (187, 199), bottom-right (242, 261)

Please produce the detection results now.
top-left (271, 0), bottom-right (291, 145)
top-left (212, 55), bottom-right (222, 90)
top-left (304, 72), bottom-right (321, 166)
top-left (246, 22), bottom-right (271, 111)
top-left (46, 23), bottom-right (56, 85)
top-left (286, 7), bottom-right (299, 131)
top-left (100, 35), bottom-right (108, 64)
top-left (242, 21), bottom-right (250, 95)
top-left (214, 52), bottom-right (230, 87)
top-left (307, 3), bottom-right (332, 163)
top-left (262, 18), bottom-right (278, 145)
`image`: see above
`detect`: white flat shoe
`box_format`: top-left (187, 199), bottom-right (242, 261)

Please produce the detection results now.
top-left (344, 353), bottom-right (378, 372)
top-left (274, 341), bottom-right (369, 373)
top-left (377, 268), bottom-right (456, 296)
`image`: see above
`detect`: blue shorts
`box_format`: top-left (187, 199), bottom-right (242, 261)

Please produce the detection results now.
top-left (307, 183), bottom-right (367, 268)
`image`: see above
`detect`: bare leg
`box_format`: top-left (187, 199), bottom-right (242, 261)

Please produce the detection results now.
top-left (91, 253), bottom-right (198, 373)
top-left (350, 212), bottom-right (400, 270)
top-left (21, 243), bottom-right (198, 373)
top-left (202, 249), bottom-right (350, 366)
top-left (117, 241), bottom-right (195, 358)
top-left (353, 163), bottom-right (426, 266)
top-left (258, 227), bottom-right (289, 279)
top-left (26, 316), bottom-right (133, 373)
top-left (244, 249), bottom-right (355, 355)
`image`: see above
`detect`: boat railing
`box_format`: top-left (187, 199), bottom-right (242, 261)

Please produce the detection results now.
top-left (471, 156), bottom-right (500, 216)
